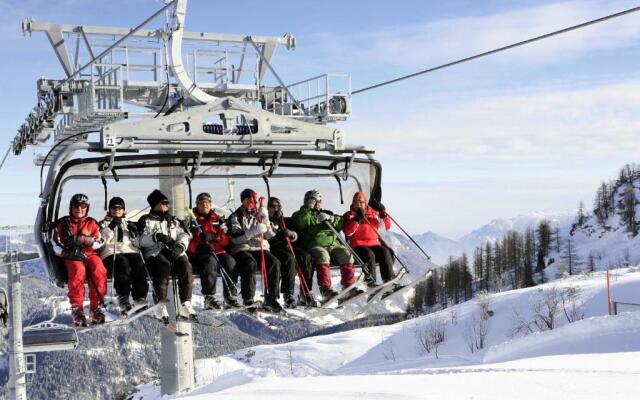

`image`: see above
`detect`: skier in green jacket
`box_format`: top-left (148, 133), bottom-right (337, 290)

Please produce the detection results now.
top-left (291, 190), bottom-right (362, 300)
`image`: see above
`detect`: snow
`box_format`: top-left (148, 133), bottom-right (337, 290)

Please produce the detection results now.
top-left (131, 268), bottom-right (640, 400)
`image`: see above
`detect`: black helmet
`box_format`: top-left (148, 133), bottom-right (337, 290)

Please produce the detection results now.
top-left (196, 192), bottom-right (212, 203)
top-left (108, 196), bottom-right (125, 209)
top-left (69, 193), bottom-right (90, 213)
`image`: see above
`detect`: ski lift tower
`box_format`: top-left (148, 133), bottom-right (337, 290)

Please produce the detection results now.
top-left (11, 0), bottom-right (364, 396)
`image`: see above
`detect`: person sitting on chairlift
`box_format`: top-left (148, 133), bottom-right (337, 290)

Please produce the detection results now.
top-left (137, 190), bottom-right (196, 323)
top-left (228, 188), bottom-right (283, 312)
top-left (343, 192), bottom-right (396, 288)
top-left (187, 192), bottom-right (241, 310)
top-left (99, 196), bottom-right (149, 316)
top-left (267, 196), bottom-right (315, 308)
top-left (0, 288), bottom-right (8, 327)
top-left (51, 193), bottom-right (107, 326)
top-left (292, 189), bottom-right (363, 300)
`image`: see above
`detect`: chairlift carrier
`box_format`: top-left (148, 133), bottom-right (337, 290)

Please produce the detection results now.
top-left (11, 0), bottom-right (382, 288)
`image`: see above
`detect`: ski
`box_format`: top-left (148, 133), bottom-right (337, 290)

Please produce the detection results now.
top-left (359, 269), bottom-right (432, 316)
top-left (148, 316), bottom-right (190, 337)
top-left (319, 273), bottom-right (366, 308)
top-left (75, 303), bottom-right (160, 332)
top-left (337, 267), bottom-right (408, 308)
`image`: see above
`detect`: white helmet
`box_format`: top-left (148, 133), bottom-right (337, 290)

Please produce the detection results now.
top-left (304, 189), bottom-right (322, 207)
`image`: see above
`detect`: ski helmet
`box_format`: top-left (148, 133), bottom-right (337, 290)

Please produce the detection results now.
top-left (69, 193), bottom-right (90, 213)
top-left (196, 192), bottom-right (212, 203)
top-left (304, 189), bottom-right (322, 207)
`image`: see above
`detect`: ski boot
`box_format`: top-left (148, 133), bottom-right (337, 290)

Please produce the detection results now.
top-left (154, 301), bottom-right (170, 324)
top-left (72, 307), bottom-right (87, 327)
top-left (284, 294), bottom-right (297, 309)
top-left (338, 286), bottom-right (365, 304)
top-left (262, 296), bottom-right (284, 313)
top-left (204, 295), bottom-right (222, 310)
top-left (179, 301), bottom-right (198, 322)
top-left (119, 297), bottom-right (132, 317)
top-left (320, 285), bottom-right (338, 301)
top-left (301, 292), bottom-right (318, 307)
top-left (91, 307), bottom-right (106, 325)
top-left (224, 295), bottom-right (241, 309)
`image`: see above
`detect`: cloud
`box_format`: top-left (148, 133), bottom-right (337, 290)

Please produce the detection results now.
top-left (305, 0), bottom-right (640, 71)
top-left (348, 79), bottom-right (640, 163)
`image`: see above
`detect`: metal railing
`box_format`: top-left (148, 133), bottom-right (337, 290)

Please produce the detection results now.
top-left (613, 301), bottom-right (640, 315)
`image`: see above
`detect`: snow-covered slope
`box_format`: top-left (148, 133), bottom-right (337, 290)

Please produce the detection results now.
top-left (131, 267), bottom-right (640, 399)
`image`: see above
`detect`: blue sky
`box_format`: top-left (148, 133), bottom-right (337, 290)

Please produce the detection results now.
top-left (1, 0), bottom-right (640, 237)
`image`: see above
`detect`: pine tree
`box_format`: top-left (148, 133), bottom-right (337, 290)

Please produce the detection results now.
top-left (523, 227), bottom-right (536, 287)
top-left (473, 247), bottom-right (484, 289)
top-left (562, 237), bottom-right (581, 275)
top-left (536, 220), bottom-right (551, 258)
top-left (617, 183), bottom-right (639, 237)
top-left (553, 227), bottom-right (561, 253)
top-left (484, 242), bottom-right (493, 291)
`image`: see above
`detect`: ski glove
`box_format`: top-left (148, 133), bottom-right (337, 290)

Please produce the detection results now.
top-left (245, 223), bottom-right (268, 239)
top-left (166, 241), bottom-right (186, 261)
top-left (62, 247), bottom-right (86, 261)
top-left (284, 229), bottom-right (298, 241)
top-left (201, 232), bottom-right (220, 242)
top-left (271, 210), bottom-right (283, 222)
top-left (108, 217), bottom-right (122, 230)
top-left (354, 208), bottom-right (366, 222)
top-left (75, 235), bottom-right (96, 247)
top-left (317, 212), bottom-right (333, 223)
top-left (154, 232), bottom-right (172, 243)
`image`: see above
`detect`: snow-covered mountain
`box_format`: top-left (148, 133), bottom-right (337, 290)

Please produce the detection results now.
top-left (458, 211), bottom-right (574, 251)
top-left (400, 212), bottom-right (575, 265)
top-left (130, 267), bottom-right (640, 399)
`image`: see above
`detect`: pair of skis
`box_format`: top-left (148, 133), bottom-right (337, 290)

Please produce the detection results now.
top-left (319, 267), bottom-right (408, 309)
top-left (75, 302), bottom-right (159, 333)
top-left (357, 269), bottom-right (433, 316)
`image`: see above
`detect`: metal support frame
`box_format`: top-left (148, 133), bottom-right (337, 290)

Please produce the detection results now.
top-left (7, 251), bottom-right (27, 400)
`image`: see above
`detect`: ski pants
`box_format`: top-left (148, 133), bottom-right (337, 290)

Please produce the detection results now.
top-left (233, 250), bottom-right (280, 302)
top-left (310, 245), bottom-right (355, 288)
top-left (271, 247), bottom-right (314, 297)
top-left (354, 245), bottom-right (395, 283)
top-left (0, 308), bottom-right (7, 327)
top-left (64, 254), bottom-right (107, 311)
top-left (188, 250), bottom-right (237, 298)
top-left (145, 251), bottom-right (193, 304)
top-left (102, 253), bottom-right (149, 302)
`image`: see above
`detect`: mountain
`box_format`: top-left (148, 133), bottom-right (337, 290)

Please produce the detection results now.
top-left (412, 231), bottom-right (465, 265)
top-left (458, 211), bottom-right (574, 252)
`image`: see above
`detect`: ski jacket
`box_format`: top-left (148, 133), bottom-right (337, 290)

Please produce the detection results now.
top-left (187, 208), bottom-right (230, 255)
top-left (227, 206), bottom-right (275, 254)
top-left (98, 215), bottom-right (140, 258)
top-left (51, 215), bottom-right (103, 258)
top-left (268, 216), bottom-right (299, 252)
top-left (343, 206), bottom-right (391, 248)
top-left (137, 211), bottom-right (191, 259)
top-left (291, 205), bottom-right (344, 250)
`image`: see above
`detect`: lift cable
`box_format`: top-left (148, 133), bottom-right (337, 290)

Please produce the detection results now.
top-left (352, 5), bottom-right (640, 95)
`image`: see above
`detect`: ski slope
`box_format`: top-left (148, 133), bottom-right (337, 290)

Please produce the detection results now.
top-left (131, 267), bottom-right (640, 399)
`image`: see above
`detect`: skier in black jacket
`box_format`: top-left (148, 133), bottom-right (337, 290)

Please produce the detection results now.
top-left (267, 197), bottom-right (315, 307)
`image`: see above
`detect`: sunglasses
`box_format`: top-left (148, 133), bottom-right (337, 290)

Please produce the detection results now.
top-left (72, 203), bottom-right (88, 209)
top-left (110, 205), bottom-right (124, 210)
top-left (160, 200), bottom-right (170, 205)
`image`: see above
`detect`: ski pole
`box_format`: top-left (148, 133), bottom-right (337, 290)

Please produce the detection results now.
top-left (387, 213), bottom-right (432, 261)
top-left (279, 217), bottom-right (312, 299)
top-left (257, 197), bottom-right (269, 295)
top-left (322, 219), bottom-right (371, 276)
top-left (361, 215), bottom-right (411, 274)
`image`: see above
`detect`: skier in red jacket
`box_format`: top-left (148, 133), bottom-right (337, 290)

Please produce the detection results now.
top-left (51, 194), bottom-right (107, 326)
top-left (343, 192), bottom-right (396, 287)
top-left (187, 192), bottom-right (240, 309)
